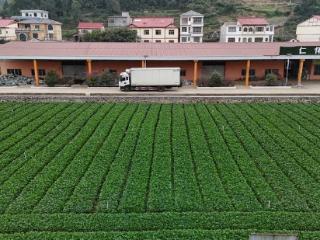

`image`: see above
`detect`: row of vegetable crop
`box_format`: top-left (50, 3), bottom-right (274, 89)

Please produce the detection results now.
top-left (62, 104), bottom-right (128, 213)
top-left (30, 104), bottom-right (114, 214)
top-left (214, 104), bottom-right (309, 211)
top-left (0, 103), bottom-right (102, 214)
top-left (237, 104), bottom-right (320, 211)
top-left (96, 105), bottom-right (149, 213)
top-left (0, 104), bottom-right (90, 187)
top-left (0, 212), bottom-right (320, 232)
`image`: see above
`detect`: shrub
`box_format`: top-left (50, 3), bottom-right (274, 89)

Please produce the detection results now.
top-left (86, 70), bottom-right (118, 87)
top-left (208, 71), bottom-right (224, 87)
top-left (45, 71), bottom-right (59, 87)
top-left (265, 73), bottom-right (278, 86)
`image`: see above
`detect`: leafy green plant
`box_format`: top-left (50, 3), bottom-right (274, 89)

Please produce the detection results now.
top-left (86, 70), bottom-right (118, 87)
top-left (208, 71), bottom-right (224, 87)
top-left (45, 70), bottom-right (59, 87)
top-left (265, 73), bottom-right (278, 86)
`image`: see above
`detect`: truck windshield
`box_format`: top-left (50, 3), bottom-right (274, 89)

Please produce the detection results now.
top-left (120, 76), bottom-right (126, 82)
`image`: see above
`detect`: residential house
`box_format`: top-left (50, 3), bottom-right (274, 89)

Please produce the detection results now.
top-left (12, 10), bottom-right (62, 41)
top-left (220, 17), bottom-right (274, 43)
top-left (75, 22), bottom-right (105, 42)
top-left (129, 17), bottom-right (179, 43)
top-left (108, 12), bottom-right (132, 28)
top-left (180, 10), bottom-right (204, 43)
top-left (296, 16), bottom-right (320, 42)
top-left (77, 22), bottom-right (105, 34)
top-left (0, 19), bottom-right (18, 41)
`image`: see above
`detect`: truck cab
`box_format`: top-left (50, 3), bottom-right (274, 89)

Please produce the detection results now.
top-left (119, 70), bottom-right (131, 91)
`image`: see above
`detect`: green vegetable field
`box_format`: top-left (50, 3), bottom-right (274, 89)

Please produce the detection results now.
top-left (0, 102), bottom-right (319, 239)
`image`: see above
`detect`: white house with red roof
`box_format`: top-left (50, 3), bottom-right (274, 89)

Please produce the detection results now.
top-left (296, 16), bottom-right (320, 42)
top-left (129, 17), bottom-right (178, 43)
top-left (77, 22), bottom-right (105, 35)
top-left (0, 19), bottom-right (18, 41)
top-left (220, 17), bottom-right (274, 43)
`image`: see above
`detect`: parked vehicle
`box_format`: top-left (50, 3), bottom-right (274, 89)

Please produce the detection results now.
top-left (119, 68), bottom-right (181, 91)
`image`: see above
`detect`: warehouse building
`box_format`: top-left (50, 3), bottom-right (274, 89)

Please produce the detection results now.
top-left (0, 41), bottom-right (320, 86)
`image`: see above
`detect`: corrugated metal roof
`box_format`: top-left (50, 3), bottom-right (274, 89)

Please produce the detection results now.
top-left (78, 22), bottom-right (104, 29)
top-left (130, 17), bottom-right (175, 28)
top-left (0, 19), bottom-right (16, 28)
top-left (0, 42), bottom-right (319, 60)
top-left (181, 10), bottom-right (203, 16)
top-left (238, 17), bottom-right (269, 26)
top-left (18, 18), bottom-right (62, 25)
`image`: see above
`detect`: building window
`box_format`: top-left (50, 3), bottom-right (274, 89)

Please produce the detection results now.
top-left (193, 37), bottom-right (201, 42)
top-left (7, 69), bottom-right (22, 75)
top-left (169, 40), bottom-right (174, 43)
top-left (255, 37), bottom-right (263, 42)
top-left (31, 69), bottom-right (46, 76)
top-left (181, 37), bottom-right (188, 43)
top-left (25, 24), bottom-right (31, 29)
top-left (144, 40), bottom-right (149, 43)
top-left (169, 30), bottom-right (175, 35)
top-left (182, 18), bottom-right (188, 24)
top-left (243, 27), bottom-right (248, 32)
top-left (239, 27), bottom-right (242, 31)
top-left (180, 69), bottom-right (186, 77)
top-left (256, 26), bottom-right (264, 32)
top-left (34, 13), bottom-right (37, 17)
top-left (241, 69), bottom-right (256, 77)
top-left (48, 24), bottom-right (53, 31)
top-left (181, 27), bottom-right (188, 33)
top-left (155, 40), bottom-right (161, 43)
top-left (248, 38), bottom-right (252, 42)
top-left (193, 17), bottom-right (203, 24)
top-left (193, 27), bottom-right (202, 33)
top-left (155, 30), bottom-right (162, 35)
top-left (35, 25), bottom-right (40, 30)
top-left (33, 33), bottom-right (39, 39)
top-left (265, 37), bottom-right (269, 42)
top-left (144, 30), bottom-right (149, 35)
top-left (227, 37), bottom-right (236, 42)
top-left (314, 65), bottom-right (320, 75)
top-left (228, 26), bottom-right (237, 32)
top-left (249, 27), bottom-right (254, 32)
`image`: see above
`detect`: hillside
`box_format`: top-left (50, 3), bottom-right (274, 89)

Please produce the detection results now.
top-left (0, 0), bottom-right (315, 41)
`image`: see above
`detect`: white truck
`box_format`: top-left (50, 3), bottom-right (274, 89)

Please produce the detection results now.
top-left (119, 68), bottom-right (181, 91)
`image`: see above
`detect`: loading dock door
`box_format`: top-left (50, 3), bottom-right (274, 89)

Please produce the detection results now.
top-left (62, 61), bottom-right (86, 79)
top-left (201, 61), bottom-right (225, 81)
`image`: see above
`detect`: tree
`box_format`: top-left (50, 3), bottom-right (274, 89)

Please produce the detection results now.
top-left (83, 28), bottom-right (138, 42)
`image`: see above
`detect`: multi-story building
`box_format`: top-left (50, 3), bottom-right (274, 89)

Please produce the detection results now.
top-left (296, 16), bottom-right (320, 42)
top-left (180, 10), bottom-right (204, 43)
top-left (108, 12), bottom-right (132, 28)
top-left (220, 17), bottom-right (274, 43)
top-left (12, 10), bottom-right (62, 41)
top-left (0, 19), bottom-right (18, 41)
top-left (129, 17), bottom-right (179, 43)
top-left (20, 10), bottom-right (49, 19)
